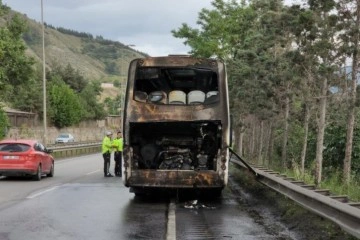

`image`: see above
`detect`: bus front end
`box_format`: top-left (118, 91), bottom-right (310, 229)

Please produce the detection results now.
top-left (123, 56), bottom-right (230, 196)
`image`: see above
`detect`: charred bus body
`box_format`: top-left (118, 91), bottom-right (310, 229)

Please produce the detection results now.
top-left (123, 56), bottom-right (230, 196)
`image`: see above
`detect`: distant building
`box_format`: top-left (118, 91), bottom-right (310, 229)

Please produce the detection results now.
top-left (101, 83), bottom-right (114, 88)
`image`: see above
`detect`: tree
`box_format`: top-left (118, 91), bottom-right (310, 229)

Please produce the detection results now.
top-left (48, 77), bottom-right (83, 128)
top-left (337, 0), bottom-right (360, 184)
top-left (11, 72), bottom-right (43, 113)
top-left (0, 106), bottom-right (9, 139)
top-left (113, 79), bottom-right (121, 88)
top-left (0, 3), bottom-right (35, 102)
top-left (172, 0), bottom-right (249, 60)
top-left (286, 5), bottom-right (318, 176)
top-left (79, 81), bottom-right (106, 120)
top-left (47, 64), bottom-right (87, 93)
top-left (306, 0), bottom-right (339, 186)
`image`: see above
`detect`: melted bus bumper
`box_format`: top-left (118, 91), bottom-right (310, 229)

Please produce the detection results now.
top-left (127, 170), bottom-right (224, 188)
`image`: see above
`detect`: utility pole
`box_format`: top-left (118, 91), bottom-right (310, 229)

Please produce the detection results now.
top-left (41, 0), bottom-right (47, 144)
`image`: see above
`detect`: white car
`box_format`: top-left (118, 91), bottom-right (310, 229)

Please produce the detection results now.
top-left (55, 133), bottom-right (75, 143)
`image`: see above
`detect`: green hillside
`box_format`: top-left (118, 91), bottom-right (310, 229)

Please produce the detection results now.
top-left (8, 10), bottom-right (147, 83)
top-left (0, 5), bottom-right (149, 128)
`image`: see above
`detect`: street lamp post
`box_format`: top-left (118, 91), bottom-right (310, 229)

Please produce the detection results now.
top-left (41, 0), bottom-right (47, 144)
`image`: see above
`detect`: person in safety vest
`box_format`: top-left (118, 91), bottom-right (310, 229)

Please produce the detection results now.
top-left (112, 131), bottom-right (123, 177)
top-left (102, 131), bottom-right (113, 177)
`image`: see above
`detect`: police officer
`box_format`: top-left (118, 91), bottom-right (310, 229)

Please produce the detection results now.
top-left (102, 131), bottom-right (113, 177)
top-left (112, 131), bottom-right (123, 177)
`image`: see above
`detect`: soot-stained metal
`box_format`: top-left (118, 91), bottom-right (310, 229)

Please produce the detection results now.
top-left (122, 56), bottom-right (230, 194)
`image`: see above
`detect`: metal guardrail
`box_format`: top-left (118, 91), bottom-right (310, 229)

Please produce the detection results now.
top-left (48, 142), bottom-right (101, 159)
top-left (230, 157), bottom-right (360, 239)
top-left (47, 141), bottom-right (101, 148)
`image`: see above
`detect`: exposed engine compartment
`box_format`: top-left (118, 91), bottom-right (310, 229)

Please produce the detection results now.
top-left (129, 121), bottom-right (222, 170)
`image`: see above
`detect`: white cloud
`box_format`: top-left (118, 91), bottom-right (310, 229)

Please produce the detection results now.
top-left (117, 33), bottom-right (190, 56)
top-left (2, 0), bottom-right (302, 56)
top-left (3, 0), bottom-right (213, 56)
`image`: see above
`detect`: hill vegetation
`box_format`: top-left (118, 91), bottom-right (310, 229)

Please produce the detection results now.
top-left (0, 2), bottom-right (146, 129)
top-left (22, 19), bottom-right (147, 82)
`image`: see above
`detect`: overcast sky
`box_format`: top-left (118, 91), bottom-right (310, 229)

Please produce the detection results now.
top-left (2, 0), bottom-right (214, 56)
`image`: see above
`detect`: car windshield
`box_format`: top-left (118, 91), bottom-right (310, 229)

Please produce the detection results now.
top-left (0, 143), bottom-right (30, 152)
top-left (58, 134), bottom-right (70, 138)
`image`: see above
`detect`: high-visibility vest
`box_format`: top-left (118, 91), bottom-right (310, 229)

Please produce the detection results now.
top-left (102, 136), bottom-right (112, 154)
top-left (112, 138), bottom-right (123, 152)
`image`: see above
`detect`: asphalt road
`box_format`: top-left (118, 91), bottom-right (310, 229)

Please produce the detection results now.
top-left (0, 153), bottom-right (297, 240)
top-left (0, 154), bottom-right (168, 240)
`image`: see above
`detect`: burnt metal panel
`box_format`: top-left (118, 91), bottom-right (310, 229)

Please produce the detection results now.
top-left (123, 56), bottom-right (230, 190)
top-left (128, 170), bottom-right (224, 188)
top-left (137, 56), bottom-right (218, 69)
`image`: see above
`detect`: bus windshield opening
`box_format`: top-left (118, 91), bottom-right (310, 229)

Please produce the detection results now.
top-left (134, 67), bottom-right (219, 105)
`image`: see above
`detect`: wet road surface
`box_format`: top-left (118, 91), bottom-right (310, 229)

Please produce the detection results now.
top-left (175, 191), bottom-right (295, 240)
top-left (0, 154), bottom-right (168, 240)
top-left (0, 153), bottom-right (297, 240)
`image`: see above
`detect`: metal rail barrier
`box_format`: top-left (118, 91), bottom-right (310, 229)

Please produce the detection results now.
top-left (48, 142), bottom-right (101, 159)
top-left (230, 156), bottom-right (360, 239)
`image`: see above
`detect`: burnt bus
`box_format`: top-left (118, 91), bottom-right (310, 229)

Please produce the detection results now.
top-left (122, 55), bottom-right (230, 196)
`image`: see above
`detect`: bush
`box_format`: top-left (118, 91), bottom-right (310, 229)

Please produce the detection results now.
top-left (0, 107), bottom-right (9, 139)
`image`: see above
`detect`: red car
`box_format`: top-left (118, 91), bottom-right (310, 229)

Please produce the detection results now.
top-left (0, 139), bottom-right (54, 181)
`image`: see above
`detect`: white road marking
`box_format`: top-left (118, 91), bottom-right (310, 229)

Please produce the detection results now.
top-left (26, 186), bottom-right (60, 199)
top-left (166, 199), bottom-right (177, 240)
top-left (86, 169), bottom-right (101, 175)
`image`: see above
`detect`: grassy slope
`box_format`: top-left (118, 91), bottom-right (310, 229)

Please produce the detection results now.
top-left (1, 9), bottom-right (147, 100)
top-left (22, 16), bottom-right (145, 82)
